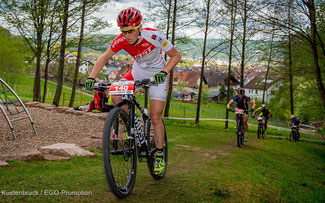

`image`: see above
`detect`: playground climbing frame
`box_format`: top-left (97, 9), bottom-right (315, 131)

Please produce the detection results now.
top-left (0, 77), bottom-right (37, 139)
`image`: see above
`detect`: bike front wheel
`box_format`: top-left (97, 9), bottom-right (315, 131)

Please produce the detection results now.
top-left (257, 123), bottom-right (261, 139)
top-left (236, 120), bottom-right (242, 147)
top-left (289, 131), bottom-right (294, 142)
top-left (261, 125), bottom-right (265, 139)
top-left (146, 119), bottom-right (168, 180)
top-left (102, 107), bottom-right (137, 198)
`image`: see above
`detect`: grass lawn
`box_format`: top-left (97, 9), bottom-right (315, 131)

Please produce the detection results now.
top-left (5, 74), bottom-right (93, 107)
top-left (0, 120), bottom-right (324, 202)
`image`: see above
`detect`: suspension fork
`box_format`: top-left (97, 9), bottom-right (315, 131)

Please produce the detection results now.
top-left (128, 102), bottom-right (136, 148)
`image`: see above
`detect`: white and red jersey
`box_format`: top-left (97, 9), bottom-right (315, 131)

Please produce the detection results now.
top-left (110, 28), bottom-right (173, 76)
top-left (109, 28), bottom-right (173, 102)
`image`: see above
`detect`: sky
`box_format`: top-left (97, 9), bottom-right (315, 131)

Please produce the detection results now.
top-left (94, 0), bottom-right (204, 38)
top-left (94, 0), bottom-right (155, 35)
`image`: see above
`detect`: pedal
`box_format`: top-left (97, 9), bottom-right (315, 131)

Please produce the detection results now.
top-left (137, 150), bottom-right (147, 162)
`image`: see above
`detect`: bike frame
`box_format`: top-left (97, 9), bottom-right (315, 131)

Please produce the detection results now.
top-left (237, 114), bottom-right (244, 135)
top-left (234, 109), bottom-right (245, 147)
top-left (115, 84), bottom-right (152, 159)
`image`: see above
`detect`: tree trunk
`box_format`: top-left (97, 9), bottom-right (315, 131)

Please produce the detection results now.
top-left (305, 0), bottom-right (325, 109)
top-left (288, 1), bottom-right (294, 115)
top-left (239, 0), bottom-right (247, 88)
top-left (33, 0), bottom-right (46, 102)
top-left (262, 23), bottom-right (275, 104)
top-left (225, 0), bottom-right (237, 129)
top-left (69, 0), bottom-right (86, 107)
top-left (42, 23), bottom-right (54, 103)
top-left (33, 45), bottom-right (42, 102)
top-left (53, 0), bottom-right (69, 106)
top-left (164, 0), bottom-right (175, 118)
top-left (195, 0), bottom-right (210, 124)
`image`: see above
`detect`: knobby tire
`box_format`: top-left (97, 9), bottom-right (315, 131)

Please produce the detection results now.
top-left (102, 107), bottom-right (137, 198)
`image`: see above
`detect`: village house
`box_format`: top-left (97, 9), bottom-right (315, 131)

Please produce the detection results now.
top-left (244, 72), bottom-right (281, 102)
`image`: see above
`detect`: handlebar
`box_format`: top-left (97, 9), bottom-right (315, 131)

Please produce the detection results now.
top-left (93, 78), bottom-right (156, 91)
top-left (134, 78), bottom-right (156, 87)
top-left (228, 109), bottom-right (254, 113)
top-left (93, 82), bottom-right (111, 91)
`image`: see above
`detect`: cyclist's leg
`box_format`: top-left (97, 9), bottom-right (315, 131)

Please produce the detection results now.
top-left (150, 99), bottom-right (165, 149)
top-left (243, 114), bottom-right (249, 141)
top-left (150, 100), bottom-right (165, 175)
top-left (243, 114), bottom-right (249, 132)
top-left (149, 80), bottom-right (168, 175)
top-left (264, 118), bottom-right (268, 130)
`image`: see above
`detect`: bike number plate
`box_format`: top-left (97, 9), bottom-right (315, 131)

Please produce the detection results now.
top-left (257, 116), bottom-right (263, 121)
top-left (235, 109), bottom-right (245, 114)
top-left (109, 82), bottom-right (135, 95)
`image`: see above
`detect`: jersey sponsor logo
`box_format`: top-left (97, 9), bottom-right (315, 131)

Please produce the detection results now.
top-left (111, 37), bottom-right (124, 49)
top-left (158, 37), bottom-right (163, 43)
top-left (133, 46), bottom-right (154, 60)
top-left (151, 35), bottom-right (157, 40)
top-left (142, 43), bottom-right (149, 47)
top-left (162, 40), bottom-right (168, 48)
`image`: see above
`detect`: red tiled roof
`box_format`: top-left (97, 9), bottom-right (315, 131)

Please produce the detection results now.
top-left (172, 71), bottom-right (201, 87)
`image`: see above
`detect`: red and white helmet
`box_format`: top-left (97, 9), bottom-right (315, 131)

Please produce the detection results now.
top-left (117, 7), bottom-right (142, 27)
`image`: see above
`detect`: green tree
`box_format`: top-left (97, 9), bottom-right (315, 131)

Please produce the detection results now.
top-left (0, 0), bottom-right (54, 101)
top-left (219, 83), bottom-right (227, 101)
top-left (69, 0), bottom-right (110, 107)
top-left (0, 28), bottom-right (26, 84)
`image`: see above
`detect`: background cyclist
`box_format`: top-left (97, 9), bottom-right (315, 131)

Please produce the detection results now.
top-left (252, 104), bottom-right (272, 136)
top-left (85, 7), bottom-right (181, 175)
top-left (289, 115), bottom-right (301, 140)
top-left (227, 88), bottom-right (256, 142)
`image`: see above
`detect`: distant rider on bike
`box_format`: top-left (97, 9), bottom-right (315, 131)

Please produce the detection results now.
top-left (289, 115), bottom-right (301, 139)
top-left (227, 88), bottom-right (256, 142)
top-left (252, 104), bottom-right (272, 136)
top-left (85, 7), bottom-right (181, 175)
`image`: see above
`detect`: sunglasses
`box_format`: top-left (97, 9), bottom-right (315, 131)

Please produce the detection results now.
top-left (120, 26), bottom-right (140, 34)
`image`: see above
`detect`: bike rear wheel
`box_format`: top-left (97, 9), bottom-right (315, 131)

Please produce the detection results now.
top-left (102, 107), bottom-right (137, 198)
top-left (146, 119), bottom-right (168, 180)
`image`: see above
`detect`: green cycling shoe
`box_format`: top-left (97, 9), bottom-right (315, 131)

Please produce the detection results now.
top-left (153, 151), bottom-right (165, 175)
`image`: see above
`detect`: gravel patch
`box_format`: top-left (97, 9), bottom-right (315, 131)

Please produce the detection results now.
top-left (0, 107), bottom-right (106, 154)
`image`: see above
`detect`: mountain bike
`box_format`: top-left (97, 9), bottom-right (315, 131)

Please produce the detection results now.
top-left (229, 108), bottom-right (245, 147)
top-left (256, 116), bottom-right (265, 139)
top-left (100, 79), bottom-right (168, 198)
top-left (289, 124), bottom-right (299, 142)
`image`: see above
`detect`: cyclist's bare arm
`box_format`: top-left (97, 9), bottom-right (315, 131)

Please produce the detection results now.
top-left (249, 99), bottom-right (256, 109)
top-left (89, 48), bottom-right (116, 78)
top-left (163, 47), bottom-right (181, 74)
top-left (227, 100), bottom-right (233, 109)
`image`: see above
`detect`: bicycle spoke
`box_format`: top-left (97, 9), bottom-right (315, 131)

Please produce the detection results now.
top-left (103, 108), bottom-right (136, 198)
top-left (109, 115), bottom-right (133, 189)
